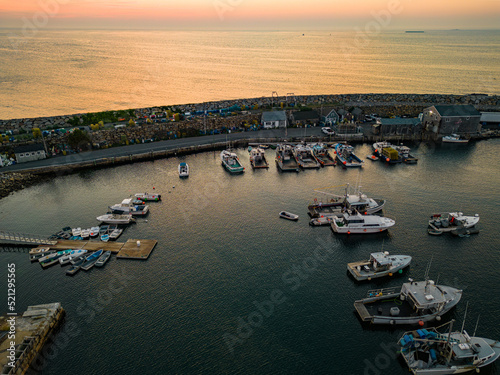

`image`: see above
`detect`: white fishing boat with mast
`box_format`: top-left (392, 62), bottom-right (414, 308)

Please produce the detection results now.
top-left (354, 261), bottom-right (462, 325)
top-left (308, 184), bottom-right (385, 218)
top-left (399, 312), bottom-right (500, 374)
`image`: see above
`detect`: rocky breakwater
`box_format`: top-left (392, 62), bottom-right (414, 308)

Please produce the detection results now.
top-left (1, 94), bottom-right (499, 133)
top-left (0, 172), bottom-right (48, 199)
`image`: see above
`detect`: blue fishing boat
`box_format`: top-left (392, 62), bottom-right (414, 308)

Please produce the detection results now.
top-left (81, 249), bottom-right (104, 271)
top-left (334, 143), bottom-right (363, 168)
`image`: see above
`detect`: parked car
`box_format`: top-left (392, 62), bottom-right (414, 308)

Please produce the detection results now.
top-left (321, 127), bottom-right (335, 135)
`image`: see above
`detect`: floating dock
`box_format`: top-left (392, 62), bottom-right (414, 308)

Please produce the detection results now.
top-left (0, 303), bottom-right (64, 375)
top-left (33, 238), bottom-right (157, 260)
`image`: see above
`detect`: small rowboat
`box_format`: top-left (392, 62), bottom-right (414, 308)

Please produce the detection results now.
top-left (279, 211), bottom-right (299, 221)
top-left (366, 155), bottom-right (379, 161)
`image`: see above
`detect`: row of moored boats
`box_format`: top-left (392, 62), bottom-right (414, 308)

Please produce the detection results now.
top-left (219, 142), bottom-right (422, 174)
top-left (29, 247), bottom-right (112, 275)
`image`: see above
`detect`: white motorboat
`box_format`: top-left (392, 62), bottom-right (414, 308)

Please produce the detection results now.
top-left (347, 252), bottom-right (412, 281)
top-left (429, 212), bottom-right (479, 229)
top-left (331, 210), bottom-right (395, 234)
top-left (399, 320), bottom-right (500, 374)
top-left (71, 227), bottom-right (81, 237)
top-left (279, 211), bottom-right (299, 221)
top-left (134, 192), bottom-right (161, 201)
top-left (178, 162), bottom-right (189, 177)
top-left (96, 214), bottom-right (135, 224)
top-left (442, 134), bottom-right (469, 143)
top-left (110, 198), bottom-right (149, 216)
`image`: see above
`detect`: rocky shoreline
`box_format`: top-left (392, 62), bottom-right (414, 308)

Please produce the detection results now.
top-left (0, 172), bottom-right (49, 200)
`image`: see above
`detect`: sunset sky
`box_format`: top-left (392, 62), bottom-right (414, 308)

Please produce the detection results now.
top-left (0, 0), bottom-right (499, 29)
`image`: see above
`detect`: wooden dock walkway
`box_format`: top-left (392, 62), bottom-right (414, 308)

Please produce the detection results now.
top-left (0, 231), bottom-right (57, 246)
top-left (35, 238), bottom-right (157, 260)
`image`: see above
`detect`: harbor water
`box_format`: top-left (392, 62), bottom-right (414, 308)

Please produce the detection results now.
top-left (0, 139), bottom-right (499, 374)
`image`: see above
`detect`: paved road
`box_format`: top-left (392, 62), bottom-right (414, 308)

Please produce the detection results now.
top-left (2, 128), bottom-right (326, 172)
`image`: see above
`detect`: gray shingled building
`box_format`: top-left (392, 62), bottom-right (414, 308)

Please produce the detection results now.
top-left (422, 105), bottom-right (481, 135)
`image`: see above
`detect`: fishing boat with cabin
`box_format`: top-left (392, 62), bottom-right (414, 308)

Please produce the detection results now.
top-left (354, 278), bottom-right (462, 325)
top-left (347, 252), bottom-right (412, 281)
top-left (275, 144), bottom-right (300, 172)
top-left (249, 147), bottom-right (269, 169)
top-left (311, 144), bottom-right (336, 166)
top-left (110, 198), bottom-right (149, 216)
top-left (398, 319), bottom-right (500, 374)
top-left (293, 144), bottom-right (321, 169)
top-left (220, 150), bottom-right (245, 174)
top-left (334, 143), bottom-right (363, 168)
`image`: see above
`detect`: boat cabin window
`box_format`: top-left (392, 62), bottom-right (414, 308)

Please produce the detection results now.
top-left (347, 219), bottom-right (364, 224)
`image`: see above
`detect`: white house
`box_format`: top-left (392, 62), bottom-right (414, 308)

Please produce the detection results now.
top-left (14, 144), bottom-right (47, 163)
top-left (261, 111), bottom-right (287, 129)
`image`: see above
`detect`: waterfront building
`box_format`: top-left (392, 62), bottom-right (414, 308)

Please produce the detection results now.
top-left (422, 105), bottom-right (481, 135)
top-left (321, 109), bottom-right (340, 125)
top-left (480, 112), bottom-right (500, 130)
top-left (350, 107), bottom-right (365, 122)
top-left (13, 143), bottom-right (47, 163)
top-left (372, 118), bottom-right (422, 136)
top-left (261, 111), bottom-right (287, 129)
top-left (291, 110), bottom-right (320, 126)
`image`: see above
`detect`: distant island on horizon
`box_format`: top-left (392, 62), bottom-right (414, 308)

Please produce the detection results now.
top-left (405, 30), bottom-right (425, 33)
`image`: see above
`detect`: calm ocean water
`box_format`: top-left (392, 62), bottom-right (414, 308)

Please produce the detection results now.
top-left (0, 139), bottom-right (499, 374)
top-left (0, 29), bottom-right (499, 119)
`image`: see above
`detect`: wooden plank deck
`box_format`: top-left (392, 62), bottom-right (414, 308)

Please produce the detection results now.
top-left (116, 239), bottom-right (157, 260)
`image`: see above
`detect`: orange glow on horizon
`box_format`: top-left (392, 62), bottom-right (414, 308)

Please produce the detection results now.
top-left (0, 0), bottom-right (498, 27)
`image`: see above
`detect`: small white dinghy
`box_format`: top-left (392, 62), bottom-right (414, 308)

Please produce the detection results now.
top-left (279, 211), bottom-right (299, 221)
top-left (178, 162), bottom-right (189, 177)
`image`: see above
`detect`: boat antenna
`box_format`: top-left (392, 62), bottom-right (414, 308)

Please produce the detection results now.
top-left (460, 301), bottom-right (469, 333)
top-left (424, 256), bottom-right (433, 281)
top-left (435, 273), bottom-right (440, 285)
top-left (473, 314), bottom-right (480, 337)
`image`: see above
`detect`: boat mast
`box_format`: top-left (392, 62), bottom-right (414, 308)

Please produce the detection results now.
top-left (446, 319), bottom-right (455, 365)
top-left (473, 314), bottom-right (481, 337)
top-left (460, 301), bottom-right (469, 333)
